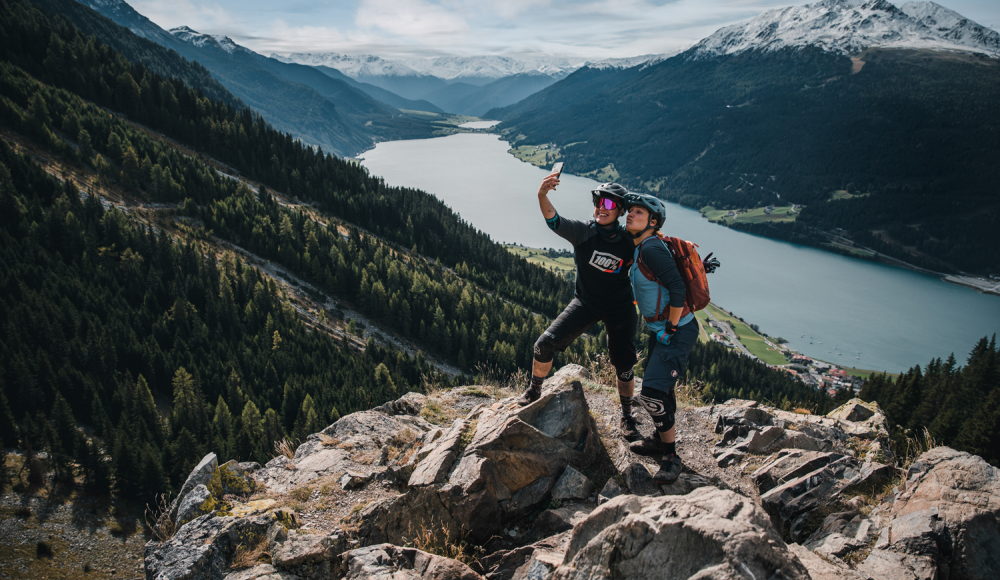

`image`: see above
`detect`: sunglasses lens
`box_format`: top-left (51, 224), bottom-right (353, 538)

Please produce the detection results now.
top-left (600, 198), bottom-right (618, 210)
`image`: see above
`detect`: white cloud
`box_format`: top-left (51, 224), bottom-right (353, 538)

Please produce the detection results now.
top-left (129, 0), bottom-right (246, 34)
top-left (355, 0), bottom-right (469, 39)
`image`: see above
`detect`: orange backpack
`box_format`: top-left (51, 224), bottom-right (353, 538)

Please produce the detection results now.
top-left (635, 235), bottom-right (711, 322)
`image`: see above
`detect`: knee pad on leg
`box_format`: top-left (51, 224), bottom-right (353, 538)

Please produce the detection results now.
top-left (533, 332), bottom-right (557, 364)
top-left (616, 367), bottom-right (635, 382)
top-left (639, 386), bottom-right (676, 433)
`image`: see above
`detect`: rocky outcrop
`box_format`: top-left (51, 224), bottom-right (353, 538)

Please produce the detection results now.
top-left (358, 366), bottom-right (600, 544)
top-left (551, 487), bottom-right (810, 579)
top-left (144, 369), bottom-right (1000, 580)
top-left (859, 447), bottom-right (1000, 580)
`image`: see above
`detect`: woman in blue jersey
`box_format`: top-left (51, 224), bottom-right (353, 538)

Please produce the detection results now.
top-left (622, 193), bottom-right (700, 484)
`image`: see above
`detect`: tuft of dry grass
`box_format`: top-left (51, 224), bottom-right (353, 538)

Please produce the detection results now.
top-left (473, 363), bottom-right (526, 399)
top-left (145, 493), bottom-right (176, 542)
top-left (901, 427), bottom-right (938, 470)
top-left (406, 521), bottom-right (485, 568)
top-left (274, 439), bottom-right (297, 460)
top-left (229, 535), bottom-right (269, 569)
top-left (289, 486), bottom-right (312, 502)
top-left (585, 352), bottom-right (617, 390)
top-left (793, 408), bottom-right (812, 415)
top-left (319, 435), bottom-right (340, 448)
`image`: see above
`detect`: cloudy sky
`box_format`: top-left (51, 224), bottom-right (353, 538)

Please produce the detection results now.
top-left (128, 0), bottom-right (1000, 61)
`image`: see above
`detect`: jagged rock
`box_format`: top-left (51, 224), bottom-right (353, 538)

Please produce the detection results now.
top-left (145, 512), bottom-right (275, 580)
top-left (222, 564), bottom-right (300, 580)
top-left (753, 449), bottom-right (843, 493)
top-left (745, 425), bottom-right (785, 452)
top-left (827, 398), bottom-right (878, 423)
top-left (527, 508), bottom-right (588, 541)
top-left (481, 531), bottom-right (572, 580)
top-left (787, 543), bottom-right (868, 580)
top-left (550, 488), bottom-right (810, 579)
top-left (339, 470), bottom-right (371, 490)
top-left (859, 447), bottom-right (1000, 580)
top-left (170, 453), bottom-right (218, 521)
top-left (176, 484), bottom-right (217, 528)
top-left (214, 461), bottom-right (258, 497)
top-left (502, 476), bottom-right (556, 517)
top-left (271, 530), bottom-right (337, 568)
top-left (341, 543), bottom-right (483, 580)
top-left (761, 452), bottom-right (892, 543)
top-left (255, 409), bottom-right (432, 492)
top-left (769, 429), bottom-right (831, 452)
top-left (715, 448), bottom-right (745, 467)
top-left (357, 370), bottom-right (599, 545)
top-left (622, 462), bottom-right (658, 496)
top-left (658, 473), bottom-right (711, 496)
top-left (597, 479), bottom-right (624, 505)
top-left (373, 392), bottom-right (426, 416)
top-left (409, 419), bottom-right (473, 487)
top-left (551, 466), bottom-right (594, 501)
top-left (713, 405), bottom-right (774, 428)
top-left (803, 510), bottom-right (873, 560)
top-left (358, 486), bottom-right (464, 546)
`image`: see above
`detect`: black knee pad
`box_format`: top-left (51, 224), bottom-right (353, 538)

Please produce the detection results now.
top-left (533, 331), bottom-right (557, 364)
top-left (616, 367), bottom-right (635, 382)
top-left (638, 386), bottom-right (676, 433)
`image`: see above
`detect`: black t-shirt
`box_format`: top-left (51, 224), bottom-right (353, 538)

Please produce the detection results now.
top-left (547, 214), bottom-right (634, 308)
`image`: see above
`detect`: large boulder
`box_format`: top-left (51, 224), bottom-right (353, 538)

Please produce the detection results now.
top-left (341, 543), bottom-right (483, 580)
top-left (359, 368), bottom-right (600, 544)
top-left (255, 409), bottom-right (432, 492)
top-left (550, 487), bottom-right (810, 579)
top-left (859, 447), bottom-right (1000, 580)
top-left (145, 512), bottom-right (277, 580)
top-left (169, 453), bottom-right (218, 521)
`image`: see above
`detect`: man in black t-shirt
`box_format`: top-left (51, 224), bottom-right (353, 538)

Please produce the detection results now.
top-left (519, 173), bottom-right (641, 441)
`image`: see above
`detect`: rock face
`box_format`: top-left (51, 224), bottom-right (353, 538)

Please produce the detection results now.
top-left (551, 487), bottom-right (811, 579)
top-left (859, 447), bottom-right (1000, 580)
top-left (256, 404), bottom-right (433, 493)
top-left (341, 543), bottom-right (483, 580)
top-left (359, 366), bottom-right (600, 544)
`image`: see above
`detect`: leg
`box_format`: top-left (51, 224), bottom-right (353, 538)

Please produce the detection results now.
top-left (520, 298), bottom-right (600, 405)
top-left (605, 305), bottom-right (640, 438)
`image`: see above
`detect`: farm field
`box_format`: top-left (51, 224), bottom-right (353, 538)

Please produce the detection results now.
top-left (700, 205), bottom-right (798, 225)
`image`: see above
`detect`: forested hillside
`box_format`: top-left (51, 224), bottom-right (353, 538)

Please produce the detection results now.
top-left (493, 47), bottom-right (1000, 274)
top-left (860, 336), bottom-right (1000, 466)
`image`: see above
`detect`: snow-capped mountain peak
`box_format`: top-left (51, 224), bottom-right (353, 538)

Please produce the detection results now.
top-left (691, 0), bottom-right (999, 58)
top-left (279, 53), bottom-right (422, 77)
top-left (170, 26), bottom-right (243, 55)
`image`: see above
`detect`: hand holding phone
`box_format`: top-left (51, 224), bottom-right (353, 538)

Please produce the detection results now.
top-left (549, 162), bottom-right (564, 177)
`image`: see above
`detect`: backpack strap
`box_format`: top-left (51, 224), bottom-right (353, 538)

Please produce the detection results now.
top-left (636, 237), bottom-right (673, 323)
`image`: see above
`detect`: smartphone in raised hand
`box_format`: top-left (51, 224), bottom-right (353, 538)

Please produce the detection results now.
top-left (549, 162), bottom-right (564, 177)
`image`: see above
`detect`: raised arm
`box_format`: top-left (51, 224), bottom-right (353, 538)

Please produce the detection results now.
top-left (537, 173), bottom-right (560, 219)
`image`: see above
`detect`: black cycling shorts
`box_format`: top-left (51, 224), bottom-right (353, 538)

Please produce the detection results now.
top-left (534, 297), bottom-right (638, 379)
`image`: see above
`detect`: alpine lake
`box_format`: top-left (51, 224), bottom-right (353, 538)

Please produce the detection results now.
top-left (360, 127), bottom-right (1000, 373)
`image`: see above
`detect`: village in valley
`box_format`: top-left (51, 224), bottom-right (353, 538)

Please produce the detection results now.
top-left (698, 304), bottom-right (866, 397)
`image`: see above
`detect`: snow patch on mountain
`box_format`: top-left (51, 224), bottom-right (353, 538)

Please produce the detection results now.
top-left (280, 53), bottom-right (423, 77)
top-left (170, 26), bottom-right (242, 55)
top-left (583, 53), bottom-right (677, 70)
top-left (691, 0), bottom-right (999, 58)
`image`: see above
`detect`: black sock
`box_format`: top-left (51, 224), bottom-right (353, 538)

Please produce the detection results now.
top-left (620, 395), bottom-right (633, 417)
top-left (530, 374), bottom-right (545, 390)
top-left (664, 441), bottom-right (676, 456)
